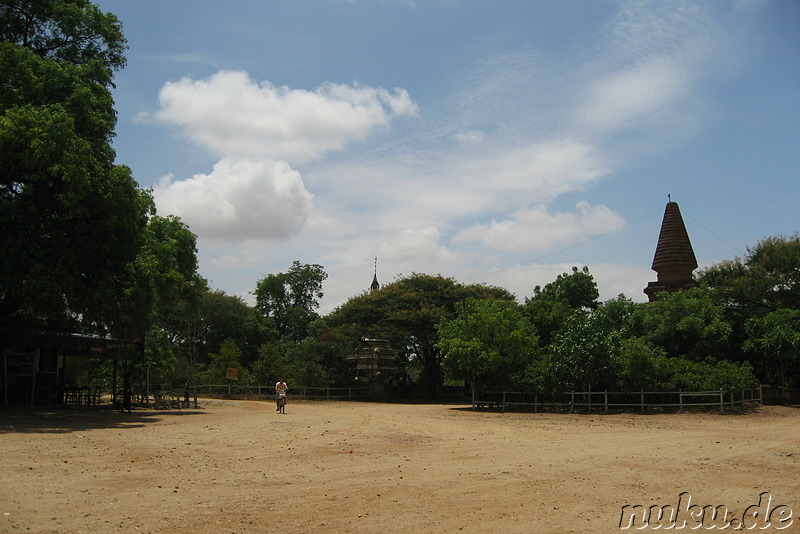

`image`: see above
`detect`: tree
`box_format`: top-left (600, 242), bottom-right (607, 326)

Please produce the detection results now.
top-left (1, 0), bottom-right (148, 340)
top-left (254, 261), bottom-right (327, 342)
top-left (628, 287), bottom-right (731, 361)
top-left (543, 310), bottom-right (620, 394)
top-left (0, 0), bottom-right (126, 69)
top-left (327, 273), bottom-right (515, 395)
top-left (700, 234), bottom-right (800, 365)
top-left (438, 298), bottom-right (539, 396)
top-left (192, 289), bottom-right (267, 369)
top-left (701, 234), bottom-right (800, 314)
top-left (523, 266), bottom-right (600, 347)
top-left (744, 309), bottom-right (800, 390)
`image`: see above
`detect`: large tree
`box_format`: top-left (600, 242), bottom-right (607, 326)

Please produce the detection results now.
top-left (327, 273), bottom-right (515, 395)
top-left (699, 234), bottom-right (800, 366)
top-left (523, 266), bottom-right (600, 347)
top-left (744, 308), bottom-right (800, 390)
top-left (438, 298), bottom-right (539, 396)
top-left (628, 287), bottom-right (731, 362)
top-left (0, 0), bottom-right (149, 339)
top-left (254, 261), bottom-right (327, 343)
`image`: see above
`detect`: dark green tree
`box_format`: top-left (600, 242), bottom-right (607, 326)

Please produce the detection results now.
top-left (0, 0), bottom-right (149, 339)
top-left (744, 308), bottom-right (800, 390)
top-left (700, 234), bottom-right (800, 366)
top-left (543, 310), bottom-right (620, 394)
top-left (523, 266), bottom-right (600, 347)
top-left (254, 261), bottom-right (327, 342)
top-left (438, 298), bottom-right (539, 397)
top-left (628, 287), bottom-right (731, 361)
top-left (328, 273), bottom-right (515, 395)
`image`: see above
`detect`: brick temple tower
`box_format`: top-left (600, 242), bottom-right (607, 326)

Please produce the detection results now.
top-left (644, 200), bottom-right (698, 301)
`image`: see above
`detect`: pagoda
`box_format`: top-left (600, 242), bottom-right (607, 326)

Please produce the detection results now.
top-left (644, 200), bottom-right (698, 301)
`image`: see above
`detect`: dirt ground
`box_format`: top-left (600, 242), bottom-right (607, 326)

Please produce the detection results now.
top-left (1, 399), bottom-right (798, 534)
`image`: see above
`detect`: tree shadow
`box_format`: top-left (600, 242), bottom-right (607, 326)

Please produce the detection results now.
top-left (0, 406), bottom-right (206, 434)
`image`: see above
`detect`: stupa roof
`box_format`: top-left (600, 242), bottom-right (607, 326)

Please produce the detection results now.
top-left (651, 202), bottom-right (698, 271)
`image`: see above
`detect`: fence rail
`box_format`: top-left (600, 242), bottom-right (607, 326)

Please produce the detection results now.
top-left (473, 387), bottom-right (763, 414)
top-left (196, 384), bottom-right (371, 401)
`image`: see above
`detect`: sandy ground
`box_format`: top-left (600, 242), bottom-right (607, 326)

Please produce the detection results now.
top-left (1, 399), bottom-right (798, 534)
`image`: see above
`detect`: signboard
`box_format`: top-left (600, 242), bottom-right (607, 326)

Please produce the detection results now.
top-left (226, 367), bottom-right (239, 381)
top-left (6, 351), bottom-right (38, 376)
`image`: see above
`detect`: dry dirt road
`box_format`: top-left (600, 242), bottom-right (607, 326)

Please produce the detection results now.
top-left (1, 400), bottom-right (798, 533)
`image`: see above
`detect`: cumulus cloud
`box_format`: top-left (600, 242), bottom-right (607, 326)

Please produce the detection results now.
top-left (153, 70), bottom-right (418, 163)
top-left (153, 158), bottom-right (313, 240)
top-left (453, 201), bottom-right (626, 253)
top-left (148, 71), bottom-right (419, 240)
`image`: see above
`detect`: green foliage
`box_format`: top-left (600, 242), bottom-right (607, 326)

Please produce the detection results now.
top-left (328, 273), bottom-right (515, 395)
top-left (701, 234), bottom-right (800, 314)
top-left (700, 234), bottom-right (800, 367)
top-left (196, 290), bottom-right (265, 368)
top-left (200, 339), bottom-right (252, 385)
top-left (744, 308), bottom-right (800, 387)
top-left (523, 266), bottom-right (600, 346)
top-left (616, 337), bottom-right (669, 392)
top-left (629, 287), bottom-right (731, 361)
top-left (657, 358), bottom-right (757, 393)
top-left (0, 0), bottom-right (127, 70)
top-left (254, 261), bottom-right (327, 342)
top-left (438, 298), bottom-right (539, 390)
top-left (250, 341), bottom-right (292, 386)
top-left (0, 1), bottom-right (149, 339)
top-left (542, 310), bottom-right (621, 394)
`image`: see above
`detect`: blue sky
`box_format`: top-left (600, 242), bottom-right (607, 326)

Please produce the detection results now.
top-left (97, 0), bottom-right (799, 313)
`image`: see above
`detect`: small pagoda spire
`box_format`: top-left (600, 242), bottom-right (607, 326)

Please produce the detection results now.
top-left (370, 257), bottom-right (380, 292)
top-left (644, 199), bottom-right (698, 301)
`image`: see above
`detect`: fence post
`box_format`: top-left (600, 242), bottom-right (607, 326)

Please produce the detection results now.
top-left (588, 384), bottom-right (592, 414)
top-left (719, 389), bottom-right (723, 414)
top-left (570, 391), bottom-right (575, 413)
top-left (534, 393), bottom-right (538, 413)
top-left (641, 391), bottom-right (645, 414)
top-left (679, 390), bottom-right (683, 412)
top-left (502, 391), bottom-right (506, 413)
top-left (604, 390), bottom-right (608, 413)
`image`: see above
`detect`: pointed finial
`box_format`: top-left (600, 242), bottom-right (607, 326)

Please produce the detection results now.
top-left (667, 193), bottom-right (672, 203)
top-left (370, 257), bottom-right (380, 292)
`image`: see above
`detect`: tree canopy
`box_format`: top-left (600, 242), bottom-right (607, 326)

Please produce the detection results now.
top-left (328, 273), bottom-right (515, 394)
top-left (438, 298), bottom-right (539, 394)
top-left (0, 0), bottom-right (150, 340)
top-left (254, 261), bottom-right (327, 342)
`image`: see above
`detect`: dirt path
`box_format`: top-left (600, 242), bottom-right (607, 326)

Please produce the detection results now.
top-left (1, 401), bottom-right (798, 533)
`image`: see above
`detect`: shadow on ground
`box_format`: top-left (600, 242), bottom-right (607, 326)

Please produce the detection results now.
top-left (0, 406), bottom-right (206, 435)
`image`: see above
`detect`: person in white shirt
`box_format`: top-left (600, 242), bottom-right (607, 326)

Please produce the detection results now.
top-left (275, 379), bottom-right (288, 411)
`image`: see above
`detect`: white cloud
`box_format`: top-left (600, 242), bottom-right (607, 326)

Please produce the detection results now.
top-left (153, 70), bottom-right (418, 163)
top-left (153, 158), bottom-right (313, 240)
top-left (377, 227), bottom-right (458, 266)
top-left (468, 261), bottom-right (652, 305)
top-left (580, 58), bottom-right (692, 135)
top-left (453, 201), bottom-right (626, 253)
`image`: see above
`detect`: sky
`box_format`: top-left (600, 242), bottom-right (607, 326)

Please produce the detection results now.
top-left (96, 0), bottom-right (799, 315)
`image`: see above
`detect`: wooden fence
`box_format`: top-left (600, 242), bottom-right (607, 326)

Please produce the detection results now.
top-left (196, 384), bottom-right (371, 401)
top-left (473, 387), bottom-right (763, 414)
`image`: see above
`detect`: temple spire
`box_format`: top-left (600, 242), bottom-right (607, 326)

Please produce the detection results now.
top-left (644, 200), bottom-right (698, 301)
top-left (370, 257), bottom-right (380, 292)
